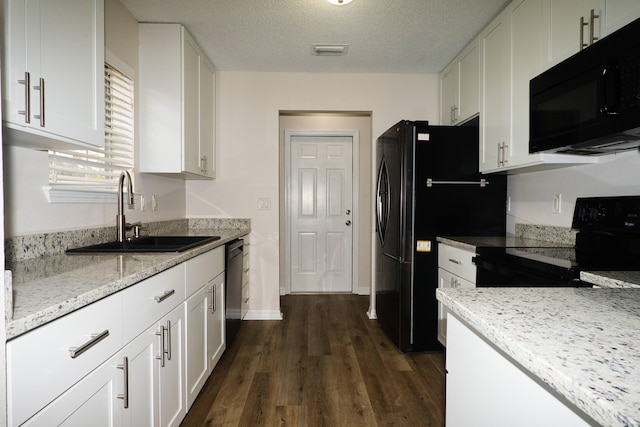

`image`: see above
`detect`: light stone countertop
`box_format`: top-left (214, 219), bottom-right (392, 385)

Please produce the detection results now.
top-left (6, 229), bottom-right (248, 340)
top-left (437, 287), bottom-right (640, 427)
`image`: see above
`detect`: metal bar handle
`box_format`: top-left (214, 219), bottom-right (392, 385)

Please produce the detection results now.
top-left (580, 16), bottom-right (588, 50)
top-left (448, 258), bottom-right (462, 265)
top-left (426, 178), bottom-right (489, 187)
top-left (33, 78), bottom-right (45, 127)
top-left (69, 329), bottom-right (110, 359)
top-left (211, 284), bottom-right (216, 314)
top-left (117, 356), bottom-right (129, 408)
top-left (155, 325), bottom-right (165, 367)
top-left (165, 320), bottom-right (172, 361)
top-left (18, 71), bottom-right (30, 123)
top-left (589, 9), bottom-right (599, 45)
top-left (154, 289), bottom-right (175, 303)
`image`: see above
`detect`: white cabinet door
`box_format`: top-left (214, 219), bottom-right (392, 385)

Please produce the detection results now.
top-left (437, 268), bottom-right (474, 347)
top-left (139, 24), bottom-right (216, 179)
top-left (122, 325), bottom-right (159, 427)
top-left (479, 7), bottom-right (511, 172)
top-left (446, 315), bottom-right (592, 426)
top-left (158, 306), bottom-right (186, 427)
top-left (544, 0), bottom-right (604, 67)
top-left (3, 0), bottom-right (104, 149)
top-left (22, 352), bottom-right (123, 427)
top-left (510, 0), bottom-right (546, 168)
top-left (208, 272), bottom-right (226, 372)
top-left (439, 63), bottom-right (458, 125)
top-left (457, 39), bottom-right (480, 123)
top-left (199, 58), bottom-right (216, 178)
top-left (185, 286), bottom-right (209, 409)
top-left (603, 0), bottom-right (640, 35)
top-left (439, 39), bottom-right (479, 126)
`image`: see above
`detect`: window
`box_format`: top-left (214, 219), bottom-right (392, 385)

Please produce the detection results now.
top-left (47, 63), bottom-right (134, 192)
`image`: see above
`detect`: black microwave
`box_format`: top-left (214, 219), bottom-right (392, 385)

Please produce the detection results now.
top-left (529, 17), bottom-right (640, 155)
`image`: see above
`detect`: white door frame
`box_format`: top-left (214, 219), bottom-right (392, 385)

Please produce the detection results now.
top-left (283, 129), bottom-right (360, 295)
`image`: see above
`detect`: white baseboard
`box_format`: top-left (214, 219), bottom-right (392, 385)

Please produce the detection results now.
top-left (243, 310), bottom-right (283, 320)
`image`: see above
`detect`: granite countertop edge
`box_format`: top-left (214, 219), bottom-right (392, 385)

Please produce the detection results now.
top-left (437, 287), bottom-right (640, 427)
top-left (6, 228), bottom-right (249, 340)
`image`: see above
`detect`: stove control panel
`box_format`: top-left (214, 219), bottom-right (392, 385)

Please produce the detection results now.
top-left (573, 196), bottom-right (640, 234)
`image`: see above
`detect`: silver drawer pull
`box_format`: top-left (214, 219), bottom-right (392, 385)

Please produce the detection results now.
top-left (448, 258), bottom-right (462, 265)
top-left (154, 289), bottom-right (175, 303)
top-left (69, 330), bottom-right (109, 359)
top-left (117, 356), bottom-right (129, 408)
top-left (243, 298), bottom-right (249, 303)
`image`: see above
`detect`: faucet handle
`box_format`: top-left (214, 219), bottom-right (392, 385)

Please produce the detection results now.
top-left (126, 222), bottom-right (147, 239)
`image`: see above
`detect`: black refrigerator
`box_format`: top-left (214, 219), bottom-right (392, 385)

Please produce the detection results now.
top-left (375, 118), bottom-right (506, 352)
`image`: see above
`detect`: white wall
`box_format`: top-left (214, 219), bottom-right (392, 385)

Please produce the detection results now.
top-left (507, 151), bottom-right (640, 232)
top-left (3, 0), bottom-right (186, 237)
top-left (186, 71), bottom-right (439, 316)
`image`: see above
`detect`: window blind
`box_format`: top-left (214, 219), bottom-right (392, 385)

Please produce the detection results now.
top-left (48, 64), bottom-right (134, 187)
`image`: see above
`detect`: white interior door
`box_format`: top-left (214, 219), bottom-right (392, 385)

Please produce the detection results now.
top-left (290, 135), bottom-right (353, 293)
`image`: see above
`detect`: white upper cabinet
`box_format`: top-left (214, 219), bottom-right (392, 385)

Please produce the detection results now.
top-left (139, 24), bottom-right (216, 180)
top-left (2, 0), bottom-right (105, 149)
top-left (602, 0), bottom-right (640, 35)
top-left (543, 0), bottom-right (604, 67)
top-left (479, 7), bottom-right (511, 172)
top-left (439, 39), bottom-right (479, 125)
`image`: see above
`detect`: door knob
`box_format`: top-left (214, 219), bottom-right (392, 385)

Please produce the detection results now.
top-left (346, 220), bottom-right (352, 226)
top-left (346, 209), bottom-right (351, 215)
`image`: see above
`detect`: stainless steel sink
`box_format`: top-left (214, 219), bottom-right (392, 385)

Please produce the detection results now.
top-left (66, 236), bottom-right (221, 254)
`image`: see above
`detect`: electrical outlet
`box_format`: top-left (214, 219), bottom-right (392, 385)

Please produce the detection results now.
top-left (152, 194), bottom-right (158, 211)
top-left (257, 197), bottom-right (271, 210)
top-left (140, 194), bottom-right (146, 211)
top-left (507, 196), bottom-right (511, 213)
top-left (552, 193), bottom-right (561, 214)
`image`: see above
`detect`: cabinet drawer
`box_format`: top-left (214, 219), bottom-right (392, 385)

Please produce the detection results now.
top-left (185, 246), bottom-right (224, 297)
top-left (7, 294), bottom-right (123, 427)
top-left (122, 263), bottom-right (185, 343)
top-left (438, 244), bottom-right (476, 283)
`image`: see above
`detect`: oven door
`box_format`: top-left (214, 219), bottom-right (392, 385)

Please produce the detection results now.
top-left (472, 255), bottom-right (590, 288)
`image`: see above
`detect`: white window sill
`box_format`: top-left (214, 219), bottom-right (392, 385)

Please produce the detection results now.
top-left (43, 186), bottom-right (138, 204)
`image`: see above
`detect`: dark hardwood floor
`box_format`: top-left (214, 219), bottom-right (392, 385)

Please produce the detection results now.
top-left (180, 294), bottom-right (446, 426)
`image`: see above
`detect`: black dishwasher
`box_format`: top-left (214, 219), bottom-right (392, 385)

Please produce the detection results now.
top-left (225, 239), bottom-right (244, 346)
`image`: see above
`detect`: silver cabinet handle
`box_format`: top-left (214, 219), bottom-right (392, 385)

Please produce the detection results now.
top-left (154, 289), bottom-right (175, 303)
top-left (201, 155), bottom-right (207, 174)
top-left (211, 285), bottom-right (216, 314)
top-left (18, 72), bottom-right (31, 123)
top-left (117, 356), bottom-right (129, 409)
top-left (580, 16), bottom-right (588, 50)
top-left (589, 9), bottom-right (599, 45)
top-left (243, 298), bottom-right (249, 304)
top-left (155, 325), bottom-right (166, 367)
top-left (165, 320), bottom-right (172, 361)
top-left (33, 78), bottom-right (45, 127)
top-left (448, 258), bottom-right (462, 265)
top-left (69, 329), bottom-right (109, 359)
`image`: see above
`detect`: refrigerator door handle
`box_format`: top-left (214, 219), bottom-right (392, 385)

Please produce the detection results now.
top-left (376, 158), bottom-right (390, 245)
top-left (426, 178), bottom-right (489, 187)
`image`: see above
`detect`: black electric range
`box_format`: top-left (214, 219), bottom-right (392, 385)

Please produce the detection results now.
top-left (473, 196), bottom-right (640, 287)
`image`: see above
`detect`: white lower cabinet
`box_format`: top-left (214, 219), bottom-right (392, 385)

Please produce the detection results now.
top-left (7, 246), bottom-right (228, 427)
top-left (22, 352), bottom-right (124, 427)
top-left (446, 314), bottom-right (592, 426)
top-left (122, 325), bottom-right (158, 427)
top-left (437, 243), bottom-right (477, 346)
top-left (185, 247), bottom-right (225, 409)
top-left (158, 306), bottom-right (186, 427)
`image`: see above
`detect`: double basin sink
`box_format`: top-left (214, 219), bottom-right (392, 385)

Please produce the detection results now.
top-left (66, 235), bottom-right (221, 254)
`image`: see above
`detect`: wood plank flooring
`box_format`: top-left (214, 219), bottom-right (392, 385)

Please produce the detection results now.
top-left (180, 294), bottom-right (446, 426)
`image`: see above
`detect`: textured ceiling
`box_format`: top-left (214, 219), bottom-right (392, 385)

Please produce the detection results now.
top-left (119, 0), bottom-right (511, 74)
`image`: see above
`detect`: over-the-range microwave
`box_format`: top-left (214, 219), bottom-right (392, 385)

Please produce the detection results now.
top-left (529, 17), bottom-right (640, 155)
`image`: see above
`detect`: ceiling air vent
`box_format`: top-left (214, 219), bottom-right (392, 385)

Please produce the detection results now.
top-left (312, 44), bottom-right (348, 56)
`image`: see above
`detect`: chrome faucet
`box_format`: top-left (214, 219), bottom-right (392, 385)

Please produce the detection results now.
top-left (117, 171), bottom-right (134, 242)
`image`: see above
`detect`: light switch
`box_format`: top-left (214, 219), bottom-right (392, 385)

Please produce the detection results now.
top-left (257, 197), bottom-right (271, 210)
